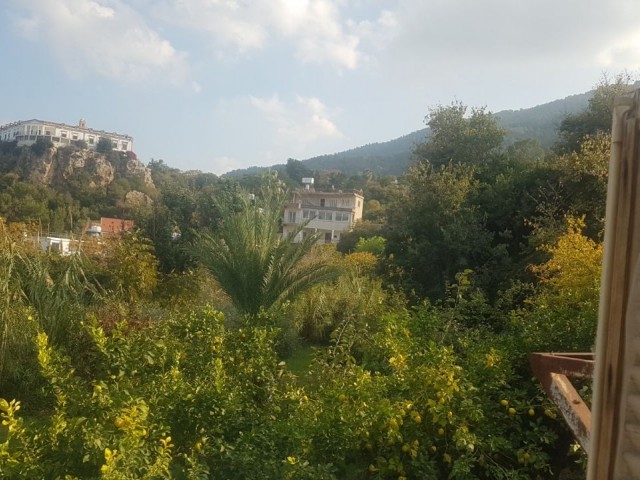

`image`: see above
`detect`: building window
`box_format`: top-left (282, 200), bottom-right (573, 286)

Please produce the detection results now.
top-left (318, 211), bottom-right (326, 220)
top-left (303, 209), bottom-right (309, 219)
top-left (336, 212), bottom-right (350, 222)
top-left (328, 199), bottom-right (337, 207)
top-left (357, 200), bottom-right (361, 207)
top-left (320, 199), bottom-right (325, 207)
top-left (309, 210), bottom-right (317, 219)
top-left (88, 137), bottom-right (94, 144)
top-left (61, 131), bottom-right (67, 138)
top-left (72, 133), bottom-right (78, 140)
top-left (288, 211), bottom-right (297, 223)
top-left (121, 142), bottom-right (128, 150)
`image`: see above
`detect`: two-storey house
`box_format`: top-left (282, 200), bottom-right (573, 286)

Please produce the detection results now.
top-left (283, 179), bottom-right (364, 244)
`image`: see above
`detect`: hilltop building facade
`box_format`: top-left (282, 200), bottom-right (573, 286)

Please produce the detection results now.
top-left (283, 179), bottom-right (364, 244)
top-left (0, 119), bottom-right (133, 152)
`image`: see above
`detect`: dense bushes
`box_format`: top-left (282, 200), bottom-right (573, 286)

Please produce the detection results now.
top-left (1, 304), bottom-right (568, 479)
top-left (0, 204), bottom-right (600, 478)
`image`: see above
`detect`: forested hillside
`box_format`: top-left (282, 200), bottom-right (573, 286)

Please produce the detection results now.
top-left (226, 90), bottom-right (591, 177)
top-left (0, 75), bottom-right (635, 479)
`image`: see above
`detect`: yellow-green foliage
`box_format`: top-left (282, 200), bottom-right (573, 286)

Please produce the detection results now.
top-left (0, 302), bottom-right (565, 480)
top-left (533, 215), bottom-right (602, 310)
top-left (556, 132), bottom-right (610, 181)
top-left (343, 251), bottom-right (378, 275)
top-left (89, 233), bottom-right (159, 302)
top-left (516, 216), bottom-right (602, 353)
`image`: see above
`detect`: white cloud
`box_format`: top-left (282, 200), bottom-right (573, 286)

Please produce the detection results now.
top-left (152, 0), bottom-right (268, 52)
top-left (150, 0), bottom-right (372, 69)
top-left (207, 93), bottom-right (344, 171)
top-left (250, 94), bottom-right (343, 148)
top-left (10, 0), bottom-right (189, 84)
top-left (212, 156), bottom-right (243, 175)
top-left (382, 0), bottom-right (640, 70)
top-left (362, 0), bottom-right (640, 111)
top-left (598, 32), bottom-right (640, 69)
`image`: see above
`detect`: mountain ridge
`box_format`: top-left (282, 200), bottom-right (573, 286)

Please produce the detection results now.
top-left (224, 90), bottom-right (592, 177)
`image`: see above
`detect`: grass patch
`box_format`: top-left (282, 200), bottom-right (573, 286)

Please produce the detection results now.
top-left (285, 344), bottom-right (315, 379)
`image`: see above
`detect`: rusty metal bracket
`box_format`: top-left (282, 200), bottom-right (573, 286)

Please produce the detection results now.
top-left (530, 352), bottom-right (595, 452)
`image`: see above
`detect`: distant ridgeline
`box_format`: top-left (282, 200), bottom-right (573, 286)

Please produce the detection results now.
top-left (225, 90), bottom-right (592, 178)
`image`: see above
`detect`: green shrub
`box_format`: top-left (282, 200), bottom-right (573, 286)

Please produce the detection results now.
top-left (30, 137), bottom-right (53, 156)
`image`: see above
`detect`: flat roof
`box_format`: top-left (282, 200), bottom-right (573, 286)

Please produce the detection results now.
top-left (293, 189), bottom-right (364, 198)
top-left (0, 119), bottom-right (132, 141)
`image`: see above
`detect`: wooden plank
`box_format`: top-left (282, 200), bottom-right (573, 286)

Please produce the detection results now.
top-left (588, 91), bottom-right (639, 479)
top-left (549, 372), bottom-right (592, 451)
top-left (530, 353), bottom-right (594, 451)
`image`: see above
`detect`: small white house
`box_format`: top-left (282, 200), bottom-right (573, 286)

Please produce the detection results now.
top-left (37, 236), bottom-right (78, 256)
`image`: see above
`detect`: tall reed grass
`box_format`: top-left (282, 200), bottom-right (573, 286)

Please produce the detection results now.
top-left (0, 220), bottom-right (101, 402)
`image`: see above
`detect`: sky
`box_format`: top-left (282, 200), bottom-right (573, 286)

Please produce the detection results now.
top-left (1, 0), bottom-right (639, 175)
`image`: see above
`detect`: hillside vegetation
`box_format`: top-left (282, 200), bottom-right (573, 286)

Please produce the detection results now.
top-left (226, 90), bottom-right (591, 177)
top-left (0, 75), bottom-right (634, 479)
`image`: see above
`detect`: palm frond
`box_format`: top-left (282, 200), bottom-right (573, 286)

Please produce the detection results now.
top-left (190, 177), bottom-right (338, 317)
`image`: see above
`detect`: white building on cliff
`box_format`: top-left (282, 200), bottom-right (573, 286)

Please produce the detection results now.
top-left (282, 178), bottom-right (364, 244)
top-left (0, 119), bottom-right (133, 152)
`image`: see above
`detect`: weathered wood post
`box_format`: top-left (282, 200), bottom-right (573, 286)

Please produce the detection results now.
top-left (588, 90), bottom-right (640, 479)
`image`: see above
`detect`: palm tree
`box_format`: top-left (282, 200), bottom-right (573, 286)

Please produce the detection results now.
top-left (191, 174), bottom-right (338, 317)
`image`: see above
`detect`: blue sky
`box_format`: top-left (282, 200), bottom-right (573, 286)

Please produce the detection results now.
top-left (1, 0), bottom-right (639, 175)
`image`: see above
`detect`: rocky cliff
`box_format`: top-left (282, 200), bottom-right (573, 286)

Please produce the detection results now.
top-left (20, 145), bottom-right (155, 190)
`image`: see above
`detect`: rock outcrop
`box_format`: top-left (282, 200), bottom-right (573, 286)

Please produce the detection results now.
top-left (23, 146), bottom-right (154, 190)
top-left (124, 190), bottom-right (154, 208)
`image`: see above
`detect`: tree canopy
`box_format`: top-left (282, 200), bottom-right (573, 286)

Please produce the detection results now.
top-left (414, 102), bottom-right (506, 167)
